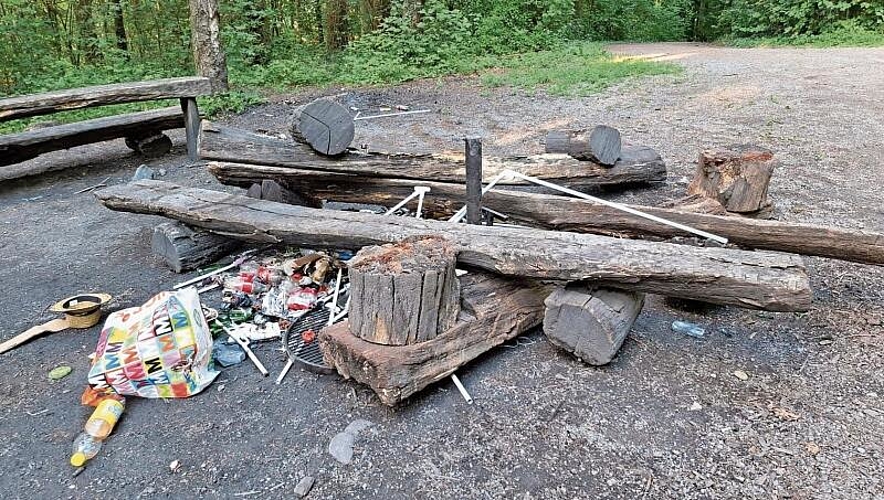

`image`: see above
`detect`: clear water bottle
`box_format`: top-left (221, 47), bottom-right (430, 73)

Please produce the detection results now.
top-left (672, 320), bottom-right (706, 338)
top-left (70, 398), bottom-right (125, 467)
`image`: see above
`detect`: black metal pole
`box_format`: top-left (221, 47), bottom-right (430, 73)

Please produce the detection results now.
top-left (464, 137), bottom-right (483, 225)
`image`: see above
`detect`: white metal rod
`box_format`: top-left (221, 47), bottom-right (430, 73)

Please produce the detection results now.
top-left (275, 359), bottom-right (294, 385)
top-left (451, 374), bottom-right (473, 404)
top-left (415, 191), bottom-right (426, 219)
top-left (384, 189), bottom-right (420, 215)
top-left (504, 170), bottom-right (728, 244)
top-left (174, 250), bottom-right (258, 289)
top-left (353, 109), bottom-right (430, 121)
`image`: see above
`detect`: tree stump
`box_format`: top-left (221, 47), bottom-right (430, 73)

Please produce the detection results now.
top-left (348, 235), bottom-right (460, 346)
top-left (543, 285), bottom-right (645, 366)
top-left (151, 221), bottom-right (240, 273)
top-left (290, 98), bottom-right (355, 156)
top-left (545, 126), bottom-right (621, 165)
top-left (688, 147), bottom-right (776, 214)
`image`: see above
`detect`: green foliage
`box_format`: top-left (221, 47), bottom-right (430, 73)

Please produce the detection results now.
top-left (573, 0), bottom-right (693, 41)
top-left (726, 20), bottom-right (884, 47)
top-left (715, 0), bottom-right (884, 39)
top-left (480, 42), bottom-right (680, 96)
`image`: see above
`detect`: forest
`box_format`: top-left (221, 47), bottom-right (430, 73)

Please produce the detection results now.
top-left (1, 0), bottom-right (882, 112)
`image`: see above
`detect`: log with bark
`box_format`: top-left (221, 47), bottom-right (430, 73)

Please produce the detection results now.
top-left (291, 99), bottom-right (355, 156)
top-left (688, 147), bottom-right (775, 214)
top-left (320, 271), bottom-right (553, 406)
top-left (95, 180), bottom-right (812, 311)
top-left (199, 123), bottom-right (666, 189)
top-left (545, 126), bottom-right (622, 165)
top-left (207, 161), bottom-right (884, 266)
top-left (348, 236), bottom-right (460, 345)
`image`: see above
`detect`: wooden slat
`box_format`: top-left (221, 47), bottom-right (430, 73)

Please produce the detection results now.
top-left (0, 77), bottom-right (211, 122)
top-left (0, 107), bottom-right (182, 171)
top-left (95, 180), bottom-right (813, 311)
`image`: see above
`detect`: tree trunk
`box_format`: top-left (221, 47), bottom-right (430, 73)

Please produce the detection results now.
top-left (188, 0), bottom-right (228, 92)
top-left (95, 180), bottom-right (813, 311)
top-left (349, 236), bottom-right (460, 346)
top-left (319, 271), bottom-right (553, 406)
top-left (113, 0), bottom-right (129, 54)
top-left (688, 146), bottom-right (775, 214)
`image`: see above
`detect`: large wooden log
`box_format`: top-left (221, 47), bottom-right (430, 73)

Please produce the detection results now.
top-left (349, 236), bottom-right (460, 345)
top-left (688, 147), bottom-right (775, 214)
top-left (198, 123), bottom-right (666, 189)
top-left (0, 77), bottom-right (212, 122)
top-left (291, 99), bottom-right (355, 156)
top-left (0, 107), bottom-right (183, 172)
top-left (95, 180), bottom-right (812, 311)
top-left (207, 162), bottom-right (884, 266)
top-left (320, 272), bottom-right (553, 406)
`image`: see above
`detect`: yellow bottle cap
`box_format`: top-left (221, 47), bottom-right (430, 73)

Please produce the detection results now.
top-left (70, 453), bottom-right (86, 467)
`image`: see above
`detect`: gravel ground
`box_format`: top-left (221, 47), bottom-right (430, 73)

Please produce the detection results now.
top-left (0, 42), bottom-right (883, 499)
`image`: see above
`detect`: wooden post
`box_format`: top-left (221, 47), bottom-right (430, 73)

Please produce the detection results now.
top-left (348, 235), bottom-right (460, 345)
top-left (188, 0), bottom-right (229, 92)
top-left (180, 98), bottom-right (200, 161)
top-left (464, 137), bottom-right (482, 225)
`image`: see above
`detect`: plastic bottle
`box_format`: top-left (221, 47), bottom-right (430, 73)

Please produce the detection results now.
top-left (671, 320), bottom-right (706, 338)
top-left (224, 277), bottom-right (268, 295)
top-left (70, 398), bottom-right (125, 467)
top-left (239, 263), bottom-right (284, 285)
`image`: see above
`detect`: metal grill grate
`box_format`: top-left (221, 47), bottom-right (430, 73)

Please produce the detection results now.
top-left (283, 308), bottom-right (334, 374)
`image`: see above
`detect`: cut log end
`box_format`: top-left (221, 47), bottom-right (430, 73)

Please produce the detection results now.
top-left (290, 99), bottom-right (355, 156)
top-left (349, 235), bottom-right (460, 346)
top-left (151, 221), bottom-right (240, 273)
top-left (588, 125), bottom-right (622, 166)
top-left (543, 286), bottom-right (644, 366)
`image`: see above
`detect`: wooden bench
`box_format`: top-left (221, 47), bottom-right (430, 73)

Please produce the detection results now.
top-left (0, 76), bottom-right (212, 170)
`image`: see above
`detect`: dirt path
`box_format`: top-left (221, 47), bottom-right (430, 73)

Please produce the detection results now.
top-left (0, 43), bottom-right (882, 499)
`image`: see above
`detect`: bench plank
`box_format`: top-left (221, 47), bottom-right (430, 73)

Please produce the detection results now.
top-left (0, 107), bottom-right (183, 172)
top-left (0, 77), bottom-right (211, 122)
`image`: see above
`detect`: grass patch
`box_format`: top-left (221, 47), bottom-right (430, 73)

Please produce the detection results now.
top-left (727, 24), bottom-right (884, 48)
top-left (480, 42), bottom-right (680, 96)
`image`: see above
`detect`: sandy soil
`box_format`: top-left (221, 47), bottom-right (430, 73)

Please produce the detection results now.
top-left (0, 42), bottom-right (882, 499)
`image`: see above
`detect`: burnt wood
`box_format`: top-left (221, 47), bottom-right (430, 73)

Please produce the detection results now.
top-left (319, 271), bottom-right (553, 405)
top-left (206, 165), bottom-right (884, 267)
top-left (199, 123), bottom-right (667, 189)
top-left (151, 221), bottom-right (240, 273)
top-left (290, 99), bottom-right (355, 156)
top-left (95, 180), bottom-right (812, 311)
top-left (544, 286), bottom-right (644, 365)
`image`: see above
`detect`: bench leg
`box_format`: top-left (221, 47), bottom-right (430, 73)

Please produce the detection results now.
top-left (180, 97), bottom-right (200, 161)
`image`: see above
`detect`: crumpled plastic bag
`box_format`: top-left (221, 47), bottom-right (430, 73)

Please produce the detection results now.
top-left (83, 288), bottom-right (219, 401)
